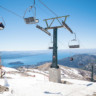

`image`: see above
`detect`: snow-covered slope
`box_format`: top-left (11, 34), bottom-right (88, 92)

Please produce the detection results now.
top-left (0, 66), bottom-right (96, 96)
top-left (37, 63), bottom-right (91, 80)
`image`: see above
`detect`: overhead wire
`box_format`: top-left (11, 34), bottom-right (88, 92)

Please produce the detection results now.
top-left (38, 0), bottom-right (63, 25)
top-left (35, 2), bottom-right (51, 19)
top-left (0, 5), bottom-right (23, 18)
top-left (38, 0), bottom-right (58, 17)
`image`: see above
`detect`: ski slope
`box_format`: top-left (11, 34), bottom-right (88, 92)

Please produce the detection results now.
top-left (0, 67), bottom-right (96, 96)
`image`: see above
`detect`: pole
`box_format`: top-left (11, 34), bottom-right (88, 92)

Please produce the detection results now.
top-left (91, 63), bottom-right (94, 82)
top-left (0, 53), bottom-right (2, 78)
top-left (50, 28), bottom-right (59, 68)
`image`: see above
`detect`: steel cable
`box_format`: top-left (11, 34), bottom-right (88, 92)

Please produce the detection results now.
top-left (0, 5), bottom-right (23, 18)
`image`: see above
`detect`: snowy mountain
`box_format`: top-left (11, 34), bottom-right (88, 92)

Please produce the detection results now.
top-left (0, 64), bottom-right (96, 96)
top-left (36, 63), bottom-right (93, 80)
top-left (37, 54), bottom-right (96, 74)
top-left (58, 54), bottom-right (96, 68)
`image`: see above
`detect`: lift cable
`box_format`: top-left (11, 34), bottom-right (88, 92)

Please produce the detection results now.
top-left (0, 16), bottom-right (6, 25)
top-left (34, 0), bottom-right (35, 5)
top-left (38, 0), bottom-right (62, 24)
top-left (39, 0), bottom-right (58, 17)
top-left (0, 5), bottom-right (22, 18)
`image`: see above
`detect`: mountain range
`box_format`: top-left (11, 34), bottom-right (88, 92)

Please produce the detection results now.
top-left (37, 54), bottom-right (96, 73)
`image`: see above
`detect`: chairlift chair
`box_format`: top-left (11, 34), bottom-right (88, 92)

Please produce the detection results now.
top-left (69, 39), bottom-right (80, 48)
top-left (68, 33), bottom-right (80, 48)
top-left (70, 57), bottom-right (73, 61)
top-left (0, 17), bottom-right (5, 30)
top-left (48, 42), bottom-right (53, 49)
top-left (23, 6), bottom-right (39, 24)
top-left (0, 22), bottom-right (4, 30)
top-left (79, 63), bottom-right (83, 66)
top-left (48, 36), bottom-right (53, 49)
top-left (24, 17), bottom-right (39, 24)
top-left (49, 46), bottom-right (53, 49)
top-left (78, 61), bottom-right (84, 66)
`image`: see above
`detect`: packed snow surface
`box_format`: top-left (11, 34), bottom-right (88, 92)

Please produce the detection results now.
top-left (0, 67), bottom-right (96, 96)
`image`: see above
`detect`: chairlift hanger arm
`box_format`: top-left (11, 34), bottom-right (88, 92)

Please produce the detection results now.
top-left (23, 6), bottom-right (35, 18)
top-left (23, 0), bottom-right (36, 18)
top-left (0, 16), bottom-right (6, 25)
top-left (0, 17), bottom-right (5, 30)
top-left (73, 33), bottom-right (76, 40)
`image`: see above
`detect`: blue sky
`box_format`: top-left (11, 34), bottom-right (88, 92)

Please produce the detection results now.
top-left (0, 0), bottom-right (96, 51)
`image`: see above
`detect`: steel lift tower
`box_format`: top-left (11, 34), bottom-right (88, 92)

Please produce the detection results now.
top-left (37, 15), bottom-right (74, 83)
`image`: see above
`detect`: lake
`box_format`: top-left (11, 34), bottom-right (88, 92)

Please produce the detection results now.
top-left (1, 51), bottom-right (73, 68)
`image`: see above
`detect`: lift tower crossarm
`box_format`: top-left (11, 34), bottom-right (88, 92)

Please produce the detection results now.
top-left (62, 21), bottom-right (73, 34)
top-left (45, 26), bottom-right (64, 30)
top-left (43, 15), bottom-right (70, 21)
top-left (36, 25), bottom-right (51, 36)
top-left (43, 15), bottom-right (69, 29)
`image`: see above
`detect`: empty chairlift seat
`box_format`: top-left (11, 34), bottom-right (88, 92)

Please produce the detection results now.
top-left (68, 37), bottom-right (80, 48)
top-left (69, 33), bottom-right (80, 48)
top-left (48, 40), bottom-right (54, 49)
top-left (69, 44), bottom-right (80, 48)
top-left (48, 43), bottom-right (53, 49)
top-left (23, 5), bottom-right (39, 24)
top-left (24, 17), bottom-right (39, 24)
top-left (79, 63), bottom-right (83, 66)
top-left (49, 47), bottom-right (53, 49)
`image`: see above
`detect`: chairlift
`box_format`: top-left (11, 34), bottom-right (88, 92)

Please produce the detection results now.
top-left (0, 17), bottom-right (5, 30)
top-left (70, 57), bottom-right (73, 61)
top-left (49, 46), bottom-right (53, 49)
top-left (48, 41), bottom-right (53, 49)
top-left (78, 61), bottom-right (84, 66)
top-left (48, 36), bottom-right (53, 49)
top-left (0, 22), bottom-right (4, 30)
top-left (68, 33), bottom-right (80, 48)
top-left (69, 39), bottom-right (80, 48)
top-left (79, 63), bottom-right (84, 66)
top-left (23, 5), bottom-right (39, 24)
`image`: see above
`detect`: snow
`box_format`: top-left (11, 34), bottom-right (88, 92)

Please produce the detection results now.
top-left (60, 67), bottom-right (83, 79)
top-left (2, 67), bottom-right (18, 72)
top-left (0, 67), bottom-right (96, 96)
